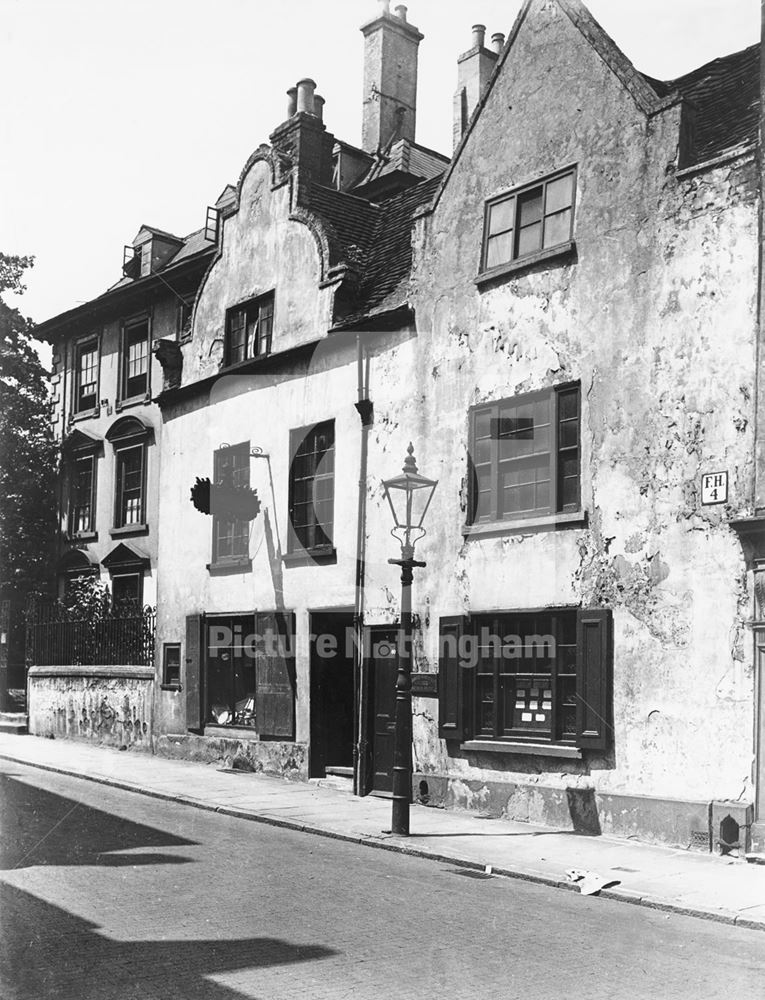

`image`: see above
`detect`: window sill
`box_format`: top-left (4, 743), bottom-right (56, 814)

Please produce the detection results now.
top-left (218, 353), bottom-right (273, 375)
top-left (115, 394), bottom-right (151, 412)
top-left (282, 547), bottom-right (337, 567)
top-left (70, 407), bottom-right (100, 422)
top-left (204, 724), bottom-right (260, 739)
top-left (110, 524), bottom-right (149, 538)
top-left (463, 510), bottom-right (587, 538)
top-left (68, 531), bottom-right (98, 543)
top-left (207, 558), bottom-right (252, 576)
top-left (160, 683), bottom-right (181, 692)
top-left (475, 240), bottom-right (576, 287)
top-left (461, 740), bottom-right (582, 759)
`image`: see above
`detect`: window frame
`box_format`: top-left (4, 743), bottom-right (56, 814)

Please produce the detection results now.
top-left (470, 609), bottom-right (578, 746)
top-left (176, 298), bottom-right (193, 342)
top-left (480, 165), bottom-right (577, 276)
top-left (210, 441), bottom-right (251, 567)
top-left (114, 440), bottom-right (146, 529)
top-left (72, 335), bottom-right (101, 416)
top-left (224, 292), bottom-right (275, 368)
top-left (68, 452), bottom-right (97, 538)
top-left (162, 642), bottom-right (182, 689)
top-left (119, 314), bottom-right (152, 405)
top-left (468, 381), bottom-right (581, 527)
top-left (110, 570), bottom-right (144, 609)
top-left (287, 420), bottom-right (335, 557)
top-left (438, 607), bottom-right (613, 753)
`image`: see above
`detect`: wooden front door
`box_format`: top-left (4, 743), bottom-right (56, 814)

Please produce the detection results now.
top-left (371, 628), bottom-right (398, 794)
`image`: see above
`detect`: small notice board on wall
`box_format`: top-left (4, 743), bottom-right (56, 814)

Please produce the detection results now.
top-left (701, 472), bottom-right (728, 506)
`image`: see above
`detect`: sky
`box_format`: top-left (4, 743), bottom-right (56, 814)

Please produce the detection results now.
top-left (1, 0), bottom-right (760, 329)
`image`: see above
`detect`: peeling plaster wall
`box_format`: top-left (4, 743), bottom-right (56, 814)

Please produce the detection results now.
top-left (152, 2), bottom-right (759, 828)
top-left (28, 667), bottom-right (153, 749)
top-left (184, 159), bottom-right (334, 386)
top-left (392, 1), bottom-right (759, 808)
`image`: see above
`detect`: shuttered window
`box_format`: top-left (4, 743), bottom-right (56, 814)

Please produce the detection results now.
top-left (212, 442), bottom-right (250, 564)
top-left (438, 608), bottom-right (612, 751)
top-left (202, 612), bottom-right (296, 739)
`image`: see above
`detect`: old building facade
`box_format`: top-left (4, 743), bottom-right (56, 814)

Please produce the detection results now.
top-left (30, 0), bottom-right (765, 853)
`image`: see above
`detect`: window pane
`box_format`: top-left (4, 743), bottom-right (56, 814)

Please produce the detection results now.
top-left (559, 417), bottom-right (579, 449)
top-left (543, 208), bottom-right (572, 249)
top-left (486, 232), bottom-right (514, 269)
top-left (518, 188), bottom-right (543, 226)
top-left (561, 472), bottom-right (580, 509)
top-left (488, 197), bottom-right (515, 236)
top-left (517, 221), bottom-right (542, 257)
top-left (559, 389), bottom-right (579, 420)
top-left (545, 173), bottom-right (574, 215)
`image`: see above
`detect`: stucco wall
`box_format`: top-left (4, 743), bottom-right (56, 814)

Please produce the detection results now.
top-left (153, 0), bottom-right (760, 826)
top-left (28, 665), bottom-right (153, 748)
top-left (393, 1), bottom-right (758, 806)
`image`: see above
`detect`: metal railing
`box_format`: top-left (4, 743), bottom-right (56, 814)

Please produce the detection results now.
top-left (26, 602), bottom-right (156, 667)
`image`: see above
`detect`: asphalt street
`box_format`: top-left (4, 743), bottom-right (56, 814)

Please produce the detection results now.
top-left (0, 759), bottom-right (763, 1000)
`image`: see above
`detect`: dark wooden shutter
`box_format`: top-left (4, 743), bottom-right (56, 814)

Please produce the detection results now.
top-left (576, 608), bottom-right (613, 750)
top-left (255, 611), bottom-right (296, 740)
top-left (185, 613), bottom-right (205, 733)
top-left (438, 616), bottom-right (471, 741)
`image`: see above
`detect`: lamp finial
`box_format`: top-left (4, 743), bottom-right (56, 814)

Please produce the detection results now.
top-left (403, 442), bottom-right (418, 475)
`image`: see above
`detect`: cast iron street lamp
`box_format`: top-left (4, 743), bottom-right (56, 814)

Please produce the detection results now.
top-left (382, 443), bottom-right (437, 836)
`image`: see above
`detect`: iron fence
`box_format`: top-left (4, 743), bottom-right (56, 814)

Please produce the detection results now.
top-left (25, 602), bottom-right (156, 667)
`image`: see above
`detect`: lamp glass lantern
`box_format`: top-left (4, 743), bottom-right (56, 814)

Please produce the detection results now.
top-left (382, 443), bottom-right (438, 556)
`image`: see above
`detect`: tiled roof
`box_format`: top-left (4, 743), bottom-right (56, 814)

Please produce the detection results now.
top-left (304, 175), bottom-right (442, 326)
top-left (641, 43), bottom-right (759, 164)
top-left (354, 138), bottom-right (449, 190)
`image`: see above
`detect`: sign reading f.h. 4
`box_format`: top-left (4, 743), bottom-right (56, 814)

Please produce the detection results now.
top-left (701, 471), bottom-right (728, 506)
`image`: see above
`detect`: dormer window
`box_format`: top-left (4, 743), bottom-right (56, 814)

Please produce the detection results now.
top-left (224, 292), bottom-right (274, 367)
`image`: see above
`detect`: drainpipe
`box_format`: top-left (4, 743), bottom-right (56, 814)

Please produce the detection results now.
top-left (353, 334), bottom-right (373, 795)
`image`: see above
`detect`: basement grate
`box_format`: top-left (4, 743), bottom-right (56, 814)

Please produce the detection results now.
top-left (690, 830), bottom-right (711, 850)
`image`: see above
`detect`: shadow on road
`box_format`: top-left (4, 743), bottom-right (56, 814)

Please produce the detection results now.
top-left (0, 774), bottom-right (197, 870)
top-left (0, 883), bottom-right (337, 1000)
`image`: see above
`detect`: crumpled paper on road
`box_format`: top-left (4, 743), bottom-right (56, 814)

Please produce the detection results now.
top-left (565, 868), bottom-right (621, 896)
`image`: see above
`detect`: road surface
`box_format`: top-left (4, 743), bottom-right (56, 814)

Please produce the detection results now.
top-left (0, 759), bottom-right (763, 999)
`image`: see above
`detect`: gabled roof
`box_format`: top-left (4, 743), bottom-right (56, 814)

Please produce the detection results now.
top-left (302, 175), bottom-right (442, 327)
top-left (642, 43), bottom-right (759, 163)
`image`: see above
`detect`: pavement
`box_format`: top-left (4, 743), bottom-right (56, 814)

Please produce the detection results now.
top-left (1, 732), bottom-right (764, 933)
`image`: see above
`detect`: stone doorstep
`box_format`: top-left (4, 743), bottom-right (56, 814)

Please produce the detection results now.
top-left (1, 744), bottom-right (764, 934)
top-left (0, 714), bottom-right (28, 735)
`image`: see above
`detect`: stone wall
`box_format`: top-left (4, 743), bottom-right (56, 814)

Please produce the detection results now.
top-left (28, 665), bottom-right (154, 749)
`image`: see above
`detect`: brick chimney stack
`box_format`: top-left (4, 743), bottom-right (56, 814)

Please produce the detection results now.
top-left (360, 0), bottom-right (424, 152)
top-left (270, 78), bottom-right (335, 188)
top-left (453, 24), bottom-right (499, 150)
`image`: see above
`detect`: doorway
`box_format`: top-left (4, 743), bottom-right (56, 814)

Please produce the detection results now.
top-left (369, 627), bottom-right (399, 795)
top-left (309, 611), bottom-right (355, 779)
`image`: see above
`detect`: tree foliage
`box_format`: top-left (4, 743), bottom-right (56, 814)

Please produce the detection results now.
top-left (0, 253), bottom-right (57, 595)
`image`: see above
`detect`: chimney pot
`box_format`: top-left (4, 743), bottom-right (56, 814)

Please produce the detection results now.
top-left (395, 4), bottom-right (407, 20)
top-left (313, 94), bottom-right (325, 122)
top-left (287, 87), bottom-right (298, 117)
top-left (472, 24), bottom-right (486, 49)
top-left (491, 32), bottom-right (505, 53)
top-left (296, 78), bottom-right (317, 115)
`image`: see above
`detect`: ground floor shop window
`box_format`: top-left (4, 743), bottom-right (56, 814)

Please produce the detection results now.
top-left (438, 607), bottom-right (612, 751)
top-left (202, 611), bottom-right (296, 739)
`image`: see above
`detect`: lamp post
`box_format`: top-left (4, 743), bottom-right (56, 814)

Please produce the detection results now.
top-left (382, 443), bottom-right (437, 836)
